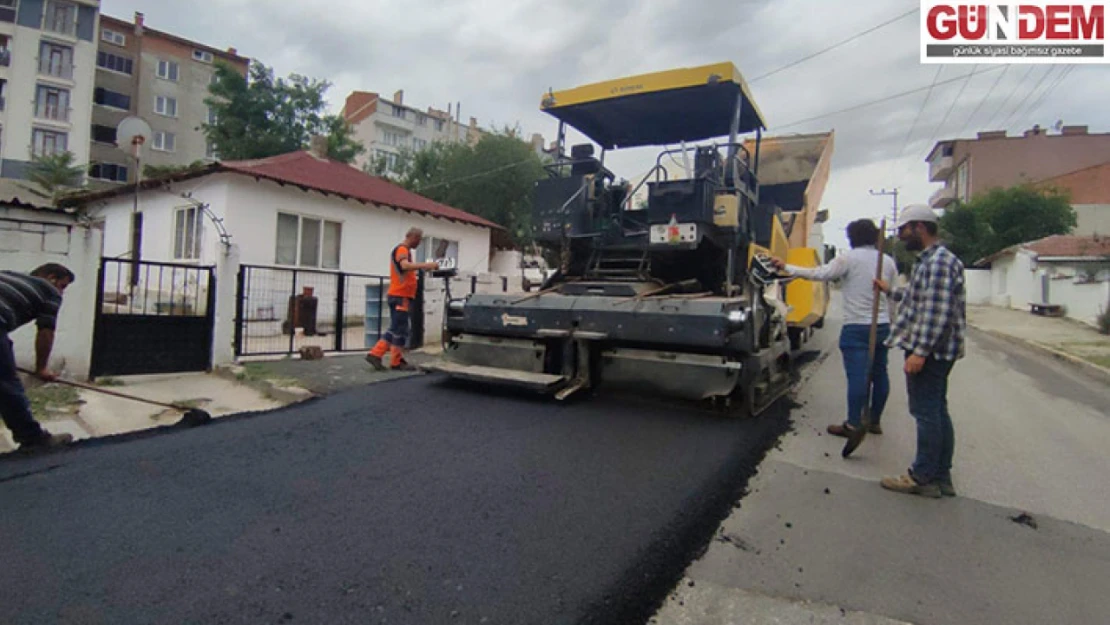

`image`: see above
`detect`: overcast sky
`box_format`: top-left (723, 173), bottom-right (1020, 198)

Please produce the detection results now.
top-left (102, 0), bottom-right (1107, 249)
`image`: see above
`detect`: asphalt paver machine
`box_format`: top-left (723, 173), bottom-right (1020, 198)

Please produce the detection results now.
top-left (422, 62), bottom-right (818, 416)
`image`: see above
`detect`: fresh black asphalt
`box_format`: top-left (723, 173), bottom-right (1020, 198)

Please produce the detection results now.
top-left (0, 371), bottom-right (800, 625)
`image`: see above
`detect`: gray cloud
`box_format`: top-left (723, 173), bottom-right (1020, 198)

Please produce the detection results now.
top-left (102, 0), bottom-right (1107, 247)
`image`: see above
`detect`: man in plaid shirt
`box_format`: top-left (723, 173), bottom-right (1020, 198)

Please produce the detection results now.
top-left (875, 204), bottom-right (966, 499)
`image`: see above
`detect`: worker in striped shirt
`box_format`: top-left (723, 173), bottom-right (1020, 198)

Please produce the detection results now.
top-left (0, 263), bottom-right (76, 450)
top-left (875, 205), bottom-right (966, 499)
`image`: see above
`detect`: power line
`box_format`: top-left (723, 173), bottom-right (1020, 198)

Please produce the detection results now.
top-left (1001, 65), bottom-right (1057, 130)
top-left (749, 6), bottom-right (919, 83)
top-left (957, 65), bottom-right (1010, 137)
top-left (1015, 65), bottom-right (1074, 128)
top-left (774, 66), bottom-right (1005, 130)
top-left (982, 64), bottom-right (1035, 130)
top-left (924, 63), bottom-right (977, 150)
top-left (890, 65), bottom-right (944, 182)
top-left (415, 159), bottom-right (537, 191)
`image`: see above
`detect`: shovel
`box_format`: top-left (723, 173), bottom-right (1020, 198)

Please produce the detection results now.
top-left (842, 218), bottom-right (888, 459)
top-left (17, 368), bottom-right (213, 427)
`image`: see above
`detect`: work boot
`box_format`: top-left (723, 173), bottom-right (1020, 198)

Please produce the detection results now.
top-left (20, 431), bottom-right (73, 450)
top-left (365, 353), bottom-right (386, 371)
top-left (880, 474), bottom-right (942, 499)
top-left (827, 423), bottom-right (858, 438)
top-left (938, 476), bottom-right (957, 497)
top-left (868, 423), bottom-right (883, 435)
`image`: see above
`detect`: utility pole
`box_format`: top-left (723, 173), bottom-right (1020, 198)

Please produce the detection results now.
top-left (869, 188), bottom-right (899, 238)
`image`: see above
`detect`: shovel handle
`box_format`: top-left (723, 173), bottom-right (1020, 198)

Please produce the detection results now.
top-left (16, 367), bottom-right (183, 412)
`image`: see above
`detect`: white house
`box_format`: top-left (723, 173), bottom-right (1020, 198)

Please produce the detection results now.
top-left (1, 179), bottom-right (101, 378)
top-left (61, 141), bottom-right (503, 368)
top-left (973, 234), bottom-right (1110, 327)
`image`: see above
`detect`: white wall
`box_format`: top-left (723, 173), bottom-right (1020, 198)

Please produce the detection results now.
top-left (1074, 204), bottom-right (1110, 236)
top-left (1048, 277), bottom-right (1110, 327)
top-left (221, 176), bottom-right (491, 276)
top-left (422, 270), bottom-right (522, 346)
top-left (990, 251), bottom-right (1040, 309)
top-left (1, 206), bottom-right (101, 379)
top-left (965, 268), bottom-right (991, 306)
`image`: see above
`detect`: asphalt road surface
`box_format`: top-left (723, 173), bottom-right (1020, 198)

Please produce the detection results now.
top-left (653, 315), bottom-right (1110, 625)
top-left (0, 355), bottom-right (818, 625)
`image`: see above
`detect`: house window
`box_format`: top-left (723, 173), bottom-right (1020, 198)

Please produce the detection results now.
top-left (39, 41), bottom-right (73, 79)
top-left (153, 131), bottom-right (176, 152)
top-left (91, 124), bottom-right (117, 144)
top-left (206, 106), bottom-right (217, 124)
top-left (157, 59), bottom-right (179, 81)
top-left (43, 0), bottom-right (77, 37)
top-left (155, 95), bottom-right (177, 117)
top-left (88, 162), bottom-right (128, 182)
top-left (416, 113), bottom-right (427, 126)
top-left (275, 212), bottom-right (342, 269)
top-left (206, 142), bottom-right (218, 159)
top-left (416, 237), bottom-right (459, 264)
top-left (32, 128), bottom-right (67, 157)
top-left (94, 87), bottom-right (131, 110)
top-left (96, 51), bottom-right (133, 75)
top-left (392, 105), bottom-right (405, 119)
top-left (101, 28), bottom-right (126, 46)
top-left (375, 149), bottom-right (400, 172)
top-left (173, 206), bottom-right (204, 260)
top-left (434, 119), bottom-right (445, 132)
top-left (192, 49), bottom-right (213, 63)
top-left (0, 0), bottom-right (16, 23)
top-left (413, 138), bottom-right (428, 151)
top-left (35, 84), bottom-right (69, 121)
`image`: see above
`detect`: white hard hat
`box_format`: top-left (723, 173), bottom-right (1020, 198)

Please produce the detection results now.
top-left (897, 204), bottom-right (939, 228)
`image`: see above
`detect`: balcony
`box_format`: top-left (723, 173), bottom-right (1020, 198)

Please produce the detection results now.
top-left (929, 154), bottom-right (954, 182)
top-left (39, 60), bottom-right (75, 81)
top-left (35, 103), bottom-right (71, 123)
top-left (0, 49), bottom-right (10, 67)
top-left (929, 185), bottom-right (957, 209)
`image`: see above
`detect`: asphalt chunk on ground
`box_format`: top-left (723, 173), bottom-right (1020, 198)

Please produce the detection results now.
top-left (0, 374), bottom-right (792, 625)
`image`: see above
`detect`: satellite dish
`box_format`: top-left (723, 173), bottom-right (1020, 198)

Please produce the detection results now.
top-left (116, 116), bottom-right (153, 158)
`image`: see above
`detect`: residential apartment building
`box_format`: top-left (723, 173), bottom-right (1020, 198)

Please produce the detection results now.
top-left (0, 0), bottom-right (100, 181)
top-left (926, 125), bottom-right (1110, 209)
top-left (88, 12), bottom-right (247, 186)
top-left (342, 89), bottom-right (487, 173)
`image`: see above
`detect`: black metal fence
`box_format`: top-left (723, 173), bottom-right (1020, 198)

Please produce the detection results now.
top-left (91, 258), bottom-right (216, 377)
top-left (235, 265), bottom-right (407, 357)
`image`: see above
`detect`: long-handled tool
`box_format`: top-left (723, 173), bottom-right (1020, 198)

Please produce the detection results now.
top-left (18, 368), bottom-right (213, 427)
top-left (843, 218), bottom-right (888, 459)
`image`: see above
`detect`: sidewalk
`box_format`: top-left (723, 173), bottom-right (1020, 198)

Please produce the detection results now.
top-left (1, 372), bottom-right (285, 454)
top-left (967, 304), bottom-right (1110, 381)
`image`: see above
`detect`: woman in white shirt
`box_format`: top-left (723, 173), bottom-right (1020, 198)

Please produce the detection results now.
top-left (772, 219), bottom-right (898, 438)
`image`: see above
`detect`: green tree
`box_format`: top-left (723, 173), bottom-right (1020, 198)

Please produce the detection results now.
top-left (143, 160), bottom-right (209, 179)
top-left (28, 151), bottom-right (85, 198)
top-left (204, 60), bottom-right (365, 163)
top-left (373, 129), bottom-right (546, 247)
top-left (938, 184), bottom-right (1077, 265)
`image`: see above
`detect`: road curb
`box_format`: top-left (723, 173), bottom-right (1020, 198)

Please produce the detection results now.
top-left (970, 325), bottom-right (1110, 384)
top-left (213, 365), bottom-right (317, 405)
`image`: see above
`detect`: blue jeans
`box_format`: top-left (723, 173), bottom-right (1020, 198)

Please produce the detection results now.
top-left (0, 334), bottom-right (46, 445)
top-left (906, 354), bottom-right (956, 484)
top-left (839, 324), bottom-right (890, 428)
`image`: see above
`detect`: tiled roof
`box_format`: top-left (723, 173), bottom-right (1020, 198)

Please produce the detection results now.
top-left (1023, 234), bottom-right (1110, 258)
top-left (976, 234), bottom-right (1110, 265)
top-left (58, 151), bottom-right (501, 230)
top-left (221, 151), bottom-right (501, 229)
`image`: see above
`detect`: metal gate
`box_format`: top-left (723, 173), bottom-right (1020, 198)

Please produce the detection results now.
top-left (234, 265), bottom-right (395, 357)
top-left (90, 258), bottom-right (216, 378)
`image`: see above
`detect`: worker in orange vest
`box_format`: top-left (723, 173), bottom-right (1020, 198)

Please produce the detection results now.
top-left (366, 227), bottom-right (439, 371)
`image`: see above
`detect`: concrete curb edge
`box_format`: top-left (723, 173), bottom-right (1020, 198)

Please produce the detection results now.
top-left (970, 324), bottom-right (1110, 384)
top-left (213, 364), bottom-right (318, 405)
